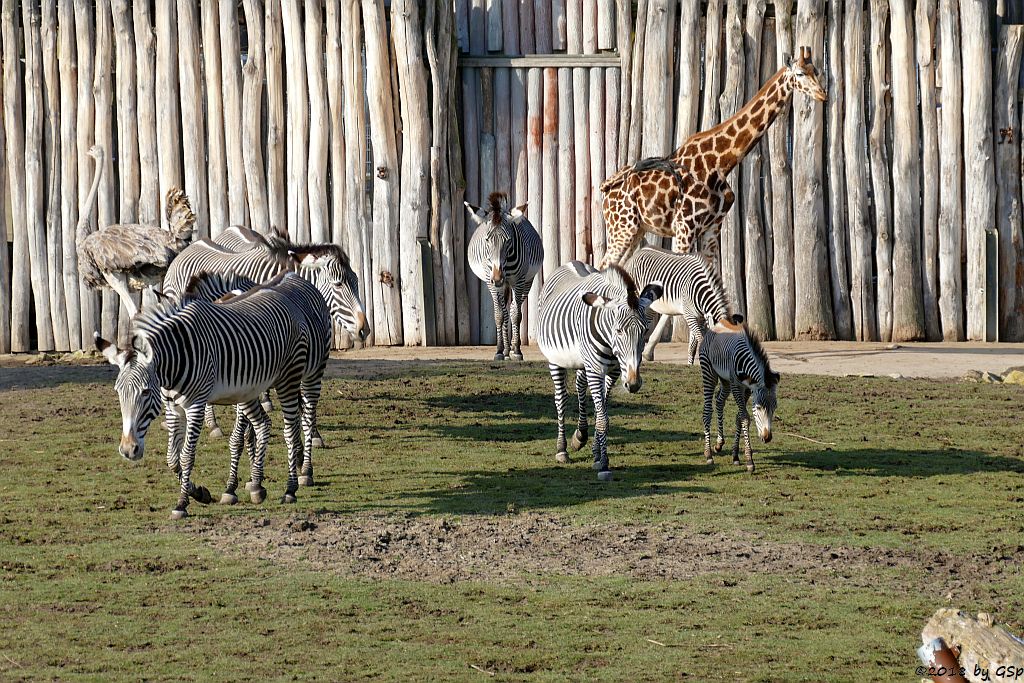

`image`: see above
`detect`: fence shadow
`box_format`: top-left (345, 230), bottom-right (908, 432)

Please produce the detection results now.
top-left (0, 363), bottom-right (114, 391)
top-left (772, 446), bottom-right (1024, 478)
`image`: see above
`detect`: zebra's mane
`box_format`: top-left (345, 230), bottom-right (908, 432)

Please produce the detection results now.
top-left (601, 264), bottom-right (640, 309)
top-left (132, 293), bottom-right (192, 342)
top-left (486, 191), bottom-right (509, 227)
top-left (181, 271), bottom-right (259, 303)
top-left (745, 328), bottom-right (777, 385)
top-left (264, 234), bottom-right (352, 271)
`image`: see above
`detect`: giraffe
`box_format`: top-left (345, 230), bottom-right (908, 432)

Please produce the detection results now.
top-left (599, 46), bottom-right (828, 271)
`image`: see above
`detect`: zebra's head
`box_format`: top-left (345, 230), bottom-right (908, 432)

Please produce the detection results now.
top-left (95, 333), bottom-right (162, 462)
top-left (466, 194), bottom-right (529, 286)
top-left (741, 331), bottom-right (779, 443)
top-left (291, 245), bottom-right (370, 341)
top-left (585, 267), bottom-right (663, 393)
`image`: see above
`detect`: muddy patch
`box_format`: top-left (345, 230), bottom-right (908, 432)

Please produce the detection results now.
top-left (190, 512), bottom-right (1018, 588)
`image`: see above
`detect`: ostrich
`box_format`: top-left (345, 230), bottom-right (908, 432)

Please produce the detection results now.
top-left (76, 145), bottom-right (196, 318)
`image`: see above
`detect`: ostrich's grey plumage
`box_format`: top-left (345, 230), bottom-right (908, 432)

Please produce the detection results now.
top-left (76, 145), bottom-right (196, 318)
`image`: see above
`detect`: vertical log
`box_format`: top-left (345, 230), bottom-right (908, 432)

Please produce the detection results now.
top-left (824, 0), bottom-right (851, 339)
top-left (306, 0), bottom-right (329, 244)
top-left (614, 0), bottom-right (631, 163)
top-left (494, 68), bottom-right (512, 202)
top-left (363, 0), bottom-right (403, 345)
top-left (511, 69), bottom-right (528, 204)
top-left (527, 68), bottom-right (544, 341)
top-left (479, 70), bottom-right (496, 345)
top-left (487, 0), bottom-right (502, 51)
top-left (742, 0), bottom-right (774, 338)
top-left (95, 0), bottom-right (118, 340)
top-left (937, 0), bottom-right (963, 340)
top-left (201, 1), bottom-right (227, 235)
top-left (674, 0), bottom-right (701, 147)
top-left (843, 0), bottom-right (878, 341)
top-left (340, 0), bottom-right (372, 336)
top-left (1, 0), bottom-right (29, 351)
top-left (242, 0), bottom-right (269, 234)
top-left (519, 0), bottom-right (535, 54)
top-left (535, 0), bottom-right (552, 53)
top-left (133, 1), bottom-right (159, 226)
top-left (603, 66), bottom-right (619, 258)
top-left (447, 39), bottom-right (469, 343)
top-left (597, 0), bottom-right (614, 50)
top-left (541, 68), bottom-right (559, 279)
top-left (73, 0), bottom-right (99, 342)
top-left (176, 0), bottom-right (208, 239)
top-left (42, 0), bottom-right (69, 350)
top-left (393, 0), bottom-right (430, 345)
top-left (0, 59), bottom-right (7, 353)
top-left (868, 0), bottom-right (893, 340)
top-left (552, 0), bottom-right (566, 50)
top-left (917, 0), bottom-right (942, 340)
top-left (768, 0), bottom-right (795, 339)
top-left (461, 71), bottom-right (481, 342)
top-left (701, 0), bottom-right (724, 132)
top-left (719, 0), bottom-right (745, 311)
top-left (265, 1), bottom-right (286, 234)
top-left (59, 0), bottom-right (82, 348)
top-left (571, 5), bottom-right (590, 262)
top-left (641, 0), bottom-right (675, 157)
top-left (326, 0), bottom-right (344, 248)
top-left (281, 0), bottom-right (309, 240)
top-left (625, 0), bottom-right (647, 162)
top-left (588, 67), bottom-right (604, 265)
top-left (456, 0), bottom-right (469, 52)
top-left (889, 0), bottom-right (925, 341)
top-left (994, 23), bottom-right (1024, 341)
top-left (760, 21), bottom-right (775, 273)
top-left (793, 0), bottom-right (834, 339)
top-left (502, 0), bottom-right (519, 56)
top-left (155, 0), bottom-right (181, 230)
top-left (220, 0), bottom-right (247, 228)
top-left (557, 67), bottom-right (575, 264)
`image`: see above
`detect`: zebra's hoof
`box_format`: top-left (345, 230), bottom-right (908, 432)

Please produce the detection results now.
top-left (169, 508), bottom-right (188, 520)
top-left (208, 426), bottom-right (224, 439)
top-left (643, 351), bottom-right (654, 362)
top-left (249, 486), bottom-right (267, 504)
top-left (192, 486), bottom-right (213, 505)
top-left (510, 352), bottom-right (524, 361)
top-left (311, 436), bottom-right (326, 449)
top-left (493, 352), bottom-right (505, 361)
top-left (713, 437), bottom-right (724, 453)
top-left (280, 493), bottom-right (297, 504)
top-left (597, 470), bottom-right (613, 482)
top-left (555, 451), bottom-right (570, 464)
top-left (591, 460), bottom-right (604, 471)
top-left (733, 457), bottom-right (741, 467)
top-left (571, 430), bottom-right (588, 451)
top-left (705, 455), bottom-right (715, 466)
top-left (746, 463), bottom-right (756, 474)
top-left (261, 401), bottom-right (274, 413)
top-left (219, 492), bottom-right (238, 505)
top-left (298, 475), bottom-right (314, 487)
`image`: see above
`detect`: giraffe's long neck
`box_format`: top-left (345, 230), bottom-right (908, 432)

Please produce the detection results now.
top-left (673, 67), bottom-right (793, 177)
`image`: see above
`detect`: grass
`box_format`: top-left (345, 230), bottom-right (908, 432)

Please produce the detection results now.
top-left (1, 358), bottom-right (1022, 681)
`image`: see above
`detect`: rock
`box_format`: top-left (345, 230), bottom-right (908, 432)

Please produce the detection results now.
top-left (961, 370), bottom-right (983, 383)
top-left (888, 373), bottom-right (904, 380)
top-left (24, 352), bottom-right (58, 366)
top-left (1002, 370), bottom-right (1024, 385)
top-left (981, 371), bottom-right (1002, 384)
top-left (885, 343), bottom-right (901, 350)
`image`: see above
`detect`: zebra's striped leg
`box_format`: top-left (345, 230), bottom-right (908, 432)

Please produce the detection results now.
top-left (586, 369), bottom-right (611, 476)
top-left (222, 403), bottom-right (254, 504)
top-left (685, 316), bottom-right (703, 366)
top-left (643, 313), bottom-right (672, 361)
top-left (549, 364), bottom-right (570, 463)
top-left (260, 390), bottom-right (274, 414)
top-left (571, 369), bottom-right (589, 451)
top-left (488, 282), bottom-right (508, 361)
top-left (278, 387), bottom-right (303, 503)
top-left (165, 401), bottom-right (184, 476)
top-left (733, 386), bottom-right (755, 473)
top-left (701, 368), bottom-right (717, 465)
top-left (242, 401), bottom-right (271, 503)
top-left (604, 363), bottom-right (620, 402)
top-left (714, 383), bottom-right (728, 453)
top-left (171, 404), bottom-right (213, 520)
top-left (299, 373), bottom-right (325, 486)
top-left (204, 404), bottom-right (224, 439)
top-left (508, 291), bottom-right (525, 361)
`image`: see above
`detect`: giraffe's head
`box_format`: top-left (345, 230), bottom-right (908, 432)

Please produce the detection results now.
top-left (96, 332), bottom-right (162, 461)
top-left (785, 46), bottom-right (828, 103)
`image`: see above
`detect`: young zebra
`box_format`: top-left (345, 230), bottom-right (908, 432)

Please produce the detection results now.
top-left (538, 262), bottom-right (662, 479)
top-left (698, 315), bottom-right (779, 473)
top-left (163, 233), bottom-right (367, 460)
top-left (465, 192), bottom-right (543, 361)
top-left (96, 271), bottom-right (332, 519)
top-left (622, 245), bottom-right (733, 363)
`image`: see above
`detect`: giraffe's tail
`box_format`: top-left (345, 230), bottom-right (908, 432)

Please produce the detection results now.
top-left (598, 165), bottom-right (633, 194)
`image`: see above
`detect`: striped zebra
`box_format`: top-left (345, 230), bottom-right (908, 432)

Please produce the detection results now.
top-left (214, 225), bottom-right (276, 252)
top-left (698, 314), bottom-right (779, 473)
top-left (538, 262), bottom-right (662, 479)
top-left (622, 246), bottom-right (733, 363)
top-left (164, 233), bottom-right (367, 456)
top-left (465, 192), bottom-right (543, 361)
top-left (96, 271), bottom-right (332, 519)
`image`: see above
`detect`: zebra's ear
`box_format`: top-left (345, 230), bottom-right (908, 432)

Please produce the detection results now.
top-left (464, 202), bottom-right (486, 226)
top-left (510, 202), bottom-right (528, 219)
top-left (770, 370), bottom-right (781, 385)
top-left (95, 332), bottom-right (126, 367)
top-left (289, 249), bottom-right (328, 268)
top-left (582, 292), bottom-right (613, 308)
top-left (638, 282), bottom-right (663, 309)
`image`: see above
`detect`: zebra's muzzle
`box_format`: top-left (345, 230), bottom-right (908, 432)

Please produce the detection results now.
top-left (119, 434), bottom-right (143, 461)
top-left (357, 311), bottom-right (370, 341)
top-left (760, 428), bottom-right (772, 443)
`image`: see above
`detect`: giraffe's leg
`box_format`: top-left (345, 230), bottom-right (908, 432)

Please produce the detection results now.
top-left (571, 369), bottom-right (589, 451)
top-left (701, 368), bottom-right (717, 465)
top-left (243, 401), bottom-right (272, 504)
top-left (735, 386), bottom-right (755, 473)
top-left (204, 404), bottom-right (224, 439)
top-left (487, 282), bottom-right (507, 360)
top-left (299, 368), bottom-right (325, 487)
top-left (714, 382), bottom-right (728, 453)
top-left (643, 313), bottom-right (672, 361)
top-left (587, 368), bottom-right (611, 477)
top-left (171, 404), bottom-right (213, 520)
top-left (549, 364), bottom-right (570, 463)
top-left (165, 401), bottom-right (184, 476)
top-left (222, 402), bottom-right (255, 504)
top-left (508, 289), bottom-right (526, 360)
top-left (277, 385), bottom-right (304, 503)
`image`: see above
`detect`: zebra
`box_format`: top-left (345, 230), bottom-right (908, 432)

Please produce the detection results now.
top-left (163, 232), bottom-right (367, 459)
top-left (622, 245), bottom-right (733, 363)
top-left (96, 271), bottom-right (332, 519)
top-left (213, 224), bottom-right (277, 252)
top-left (465, 192), bottom-right (543, 361)
top-left (698, 314), bottom-right (779, 473)
top-left (537, 262), bottom-right (662, 480)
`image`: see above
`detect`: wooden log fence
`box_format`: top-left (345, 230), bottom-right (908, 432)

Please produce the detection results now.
top-left (0, 0), bottom-right (1022, 351)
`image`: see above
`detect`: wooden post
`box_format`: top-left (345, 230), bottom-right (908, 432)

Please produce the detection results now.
top-left (542, 68), bottom-right (559, 280)
top-left (42, 0), bottom-right (69, 350)
top-left (869, 0), bottom-right (893, 341)
top-left (570, 6), bottom-right (591, 263)
top-left (597, 0), bottom-right (613, 50)
top-left (674, 0), bottom-right (701, 147)
top-left (614, 0), bottom-right (631, 164)
top-left (588, 65), bottom-right (604, 265)
top-left (552, 0), bottom-right (566, 50)
top-left (176, 0), bottom-right (208, 240)
top-left (824, 0), bottom-right (851, 340)
top-left (937, 0), bottom-right (964, 340)
top-left (768, 0), bottom-right (795, 339)
top-left (701, 0), bottom-right (724, 132)
top-left (326, 0), bottom-right (345, 251)
top-left (625, 0), bottom-right (647, 164)
top-left (480, 70), bottom-right (496, 346)
top-left (392, 0), bottom-right (430, 345)
top-left (793, 2), bottom-right (834, 339)
top-left (0, 56), bottom-right (7, 353)
top-left (917, 0), bottom-right (942, 341)
top-left (527, 68), bottom-right (544, 341)
top-left (502, 0), bottom-right (519, 56)
top-left (200, 0), bottom-right (227, 235)
top-left (58, 0), bottom-right (82, 349)
top-left (241, 0), bottom-right (269, 234)
top-left (641, 0), bottom-right (675, 158)
top-left (719, 0), bottom-right (745, 311)
top-left (133, 1), bottom-right (159, 226)
top-left (994, 22), bottom-right (1024, 341)
top-left (557, 66), bottom-right (574, 264)
top-left (603, 65), bottom-right (619, 258)
top-left (889, 0), bottom-right (925, 341)
top-left (2, 0), bottom-right (30, 351)
top-left (363, 0), bottom-right (403, 345)
top-left (74, 0), bottom-right (99, 343)
top-left (843, 0), bottom-right (878, 341)
top-left (306, 0), bottom-right (329, 244)
top-left (95, 0), bottom-right (118, 340)
top-left (265, 0), bottom-right (286, 234)
top-left (154, 0), bottom-right (181, 230)
top-left (448, 54), bottom-right (469, 344)
top-left (281, 0), bottom-right (309, 240)
top-left (462, 71), bottom-right (481, 343)
top-left (220, 0), bottom-right (247, 228)
top-left (535, 0), bottom-right (553, 53)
